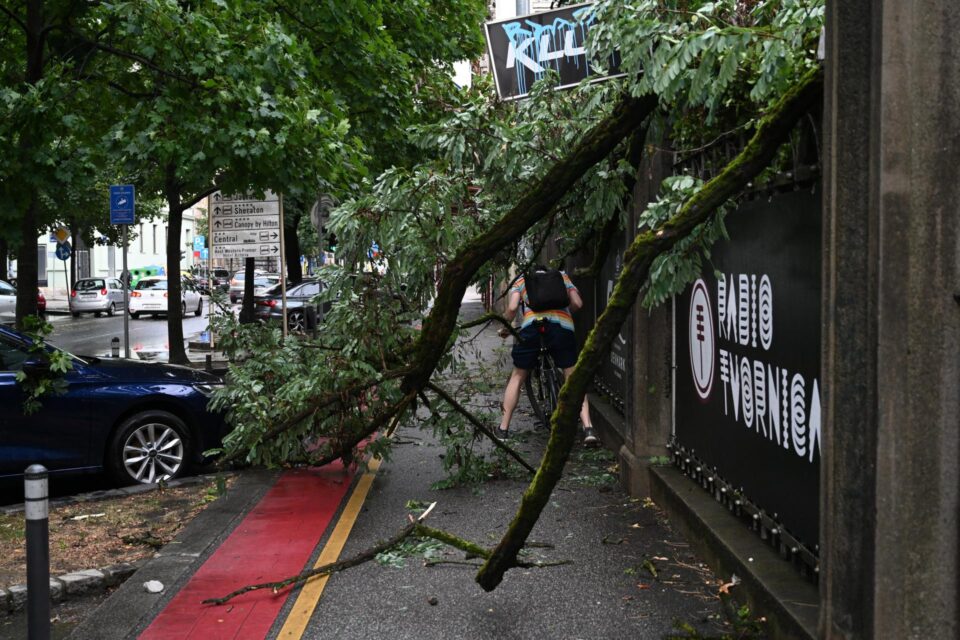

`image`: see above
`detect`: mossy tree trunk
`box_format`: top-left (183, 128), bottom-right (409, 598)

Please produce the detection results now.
top-left (476, 65), bottom-right (825, 591)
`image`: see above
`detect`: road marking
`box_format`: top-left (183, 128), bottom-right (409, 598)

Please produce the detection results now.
top-left (277, 457), bottom-right (382, 638)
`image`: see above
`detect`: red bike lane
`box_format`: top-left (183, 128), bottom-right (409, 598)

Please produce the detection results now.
top-left (139, 463), bottom-right (356, 639)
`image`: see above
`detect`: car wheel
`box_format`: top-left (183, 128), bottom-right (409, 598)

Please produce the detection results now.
top-left (107, 302), bottom-right (116, 317)
top-left (72, 312), bottom-right (80, 318)
top-left (94, 311), bottom-right (101, 318)
top-left (194, 298), bottom-right (202, 317)
top-left (107, 410), bottom-right (192, 485)
top-left (288, 311), bottom-right (305, 332)
top-left (130, 311), bottom-right (140, 320)
top-left (230, 295), bottom-right (237, 304)
top-left (181, 301), bottom-right (186, 316)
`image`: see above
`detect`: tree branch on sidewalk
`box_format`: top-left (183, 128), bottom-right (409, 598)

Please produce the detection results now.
top-left (425, 381), bottom-right (536, 474)
top-left (476, 65), bottom-right (825, 591)
top-left (203, 503), bottom-right (563, 606)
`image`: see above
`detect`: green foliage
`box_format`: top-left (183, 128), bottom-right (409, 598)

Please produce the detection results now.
top-left (375, 536), bottom-right (446, 568)
top-left (190, 0), bottom-right (821, 478)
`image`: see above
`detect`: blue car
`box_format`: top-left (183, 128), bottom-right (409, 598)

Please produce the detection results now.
top-left (0, 325), bottom-right (228, 486)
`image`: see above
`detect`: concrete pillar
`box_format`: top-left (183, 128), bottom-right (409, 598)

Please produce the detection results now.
top-left (821, 2), bottom-right (960, 638)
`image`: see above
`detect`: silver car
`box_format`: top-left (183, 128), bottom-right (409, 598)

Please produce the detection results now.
top-left (70, 278), bottom-right (126, 317)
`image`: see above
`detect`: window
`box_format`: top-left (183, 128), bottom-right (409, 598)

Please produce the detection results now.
top-left (153, 225), bottom-right (158, 254)
top-left (516, 0), bottom-right (530, 15)
top-left (75, 279), bottom-right (105, 291)
top-left (0, 335), bottom-right (28, 372)
top-left (0, 281), bottom-right (15, 296)
top-left (139, 224), bottom-right (144, 252)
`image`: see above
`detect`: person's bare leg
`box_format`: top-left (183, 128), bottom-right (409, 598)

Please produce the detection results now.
top-left (563, 366), bottom-right (598, 444)
top-left (499, 367), bottom-right (529, 433)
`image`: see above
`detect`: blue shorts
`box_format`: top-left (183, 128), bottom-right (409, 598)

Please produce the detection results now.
top-left (511, 321), bottom-right (578, 370)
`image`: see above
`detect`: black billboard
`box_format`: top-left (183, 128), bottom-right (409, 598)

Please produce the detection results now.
top-left (594, 232), bottom-right (631, 413)
top-left (675, 187), bottom-right (821, 547)
top-left (484, 3), bottom-right (622, 100)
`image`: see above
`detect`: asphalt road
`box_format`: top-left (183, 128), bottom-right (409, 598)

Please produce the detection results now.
top-left (45, 300), bottom-right (211, 356)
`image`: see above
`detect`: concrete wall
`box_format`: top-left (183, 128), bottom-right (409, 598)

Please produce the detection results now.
top-left (820, 1), bottom-right (960, 638)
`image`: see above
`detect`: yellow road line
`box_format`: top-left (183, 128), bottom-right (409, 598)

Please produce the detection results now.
top-left (277, 457), bottom-right (382, 639)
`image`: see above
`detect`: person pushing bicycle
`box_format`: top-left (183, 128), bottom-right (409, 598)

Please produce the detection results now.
top-left (496, 266), bottom-right (598, 447)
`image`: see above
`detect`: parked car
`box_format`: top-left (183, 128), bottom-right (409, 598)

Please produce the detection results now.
top-left (211, 268), bottom-right (231, 293)
top-left (234, 274), bottom-right (282, 305)
top-left (69, 277), bottom-right (126, 317)
top-left (129, 276), bottom-right (203, 319)
top-left (228, 269), bottom-right (265, 304)
top-left (0, 325), bottom-right (228, 485)
top-left (0, 279), bottom-right (16, 318)
top-left (253, 279), bottom-right (329, 331)
top-left (190, 268), bottom-right (230, 295)
top-left (0, 279), bottom-right (46, 321)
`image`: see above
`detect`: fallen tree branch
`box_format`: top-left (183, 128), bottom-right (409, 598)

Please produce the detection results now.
top-left (425, 381), bottom-right (536, 474)
top-left (476, 65), bottom-right (825, 591)
top-left (203, 504), bottom-right (563, 605)
top-left (403, 94), bottom-right (659, 397)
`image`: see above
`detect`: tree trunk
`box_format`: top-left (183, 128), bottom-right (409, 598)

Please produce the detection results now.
top-left (476, 65), bottom-right (825, 591)
top-left (14, 0), bottom-right (45, 327)
top-left (0, 238), bottom-right (7, 281)
top-left (165, 165), bottom-right (188, 364)
top-left (284, 209), bottom-right (303, 285)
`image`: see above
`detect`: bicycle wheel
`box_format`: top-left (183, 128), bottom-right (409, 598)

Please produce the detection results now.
top-left (524, 365), bottom-right (549, 430)
top-left (541, 353), bottom-right (562, 422)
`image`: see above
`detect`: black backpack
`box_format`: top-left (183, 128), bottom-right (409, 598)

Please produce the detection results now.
top-left (524, 267), bottom-right (569, 311)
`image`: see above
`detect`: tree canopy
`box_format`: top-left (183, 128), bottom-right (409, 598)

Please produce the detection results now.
top-left (204, 0), bottom-right (826, 593)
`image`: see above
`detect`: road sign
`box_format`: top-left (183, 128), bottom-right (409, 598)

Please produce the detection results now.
top-left (55, 241), bottom-right (71, 261)
top-left (110, 185), bottom-right (136, 225)
top-left (54, 227), bottom-right (69, 243)
top-left (209, 191), bottom-right (281, 258)
top-left (201, 248), bottom-right (209, 260)
top-left (193, 235), bottom-right (205, 251)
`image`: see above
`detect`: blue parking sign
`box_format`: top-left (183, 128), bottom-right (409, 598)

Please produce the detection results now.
top-left (193, 235), bottom-right (205, 251)
top-left (110, 185), bottom-right (136, 225)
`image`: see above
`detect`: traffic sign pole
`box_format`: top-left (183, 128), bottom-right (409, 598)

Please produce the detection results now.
top-left (279, 193), bottom-right (288, 339)
top-left (208, 196), bottom-right (215, 352)
top-left (123, 224), bottom-right (130, 358)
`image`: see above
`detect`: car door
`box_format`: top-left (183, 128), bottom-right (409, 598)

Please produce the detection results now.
top-left (0, 334), bottom-right (94, 480)
top-left (109, 279), bottom-right (124, 307)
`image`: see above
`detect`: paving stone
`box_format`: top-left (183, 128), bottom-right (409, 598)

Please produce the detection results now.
top-left (101, 563), bottom-right (137, 587)
top-left (49, 578), bottom-right (64, 602)
top-left (7, 584), bottom-right (27, 611)
top-left (59, 569), bottom-right (104, 595)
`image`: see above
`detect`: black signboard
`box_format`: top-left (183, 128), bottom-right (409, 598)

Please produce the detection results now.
top-left (484, 3), bottom-right (622, 100)
top-left (675, 187), bottom-right (821, 547)
top-left (594, 233), bottom-right (631, 413)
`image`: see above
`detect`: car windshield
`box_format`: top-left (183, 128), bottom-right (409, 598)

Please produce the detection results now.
top-left (76, 279), bottom-right (105, 291)
top-left (136, 279), bottom-right (168, 291)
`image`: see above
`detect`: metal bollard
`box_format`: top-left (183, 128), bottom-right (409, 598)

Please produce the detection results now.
top-left (111, 337), bottom-right (120, 358)
top-left (24, 465), bottom-right (50, 640)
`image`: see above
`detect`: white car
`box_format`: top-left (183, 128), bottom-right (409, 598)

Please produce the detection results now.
top-left (129, 276), bottom-right (203, 319)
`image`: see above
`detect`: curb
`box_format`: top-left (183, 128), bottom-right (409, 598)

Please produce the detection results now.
top-left (0, 474), bottom-right (226, 615)
top-left (0, 563), bottom-right (140, 615)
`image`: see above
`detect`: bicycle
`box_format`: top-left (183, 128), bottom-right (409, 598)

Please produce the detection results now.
top-left (522, 320), bottom-right (564, 430)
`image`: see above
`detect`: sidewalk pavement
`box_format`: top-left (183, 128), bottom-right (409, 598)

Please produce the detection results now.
top-left (68, 299), bottom-right (730, 640)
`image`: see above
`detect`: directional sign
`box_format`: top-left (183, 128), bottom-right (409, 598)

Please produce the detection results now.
top-left (55, 241), bottom-right (71, 261)
top-left (201, 248), bottom-right (209, 260)
top-left (109, 185), bottom-right (136, 225)
top-left (209, 191), bottom-right (281, 258)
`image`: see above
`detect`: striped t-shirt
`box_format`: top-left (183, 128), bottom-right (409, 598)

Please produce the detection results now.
top-left (511, 272), bottom-right (577, 331)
